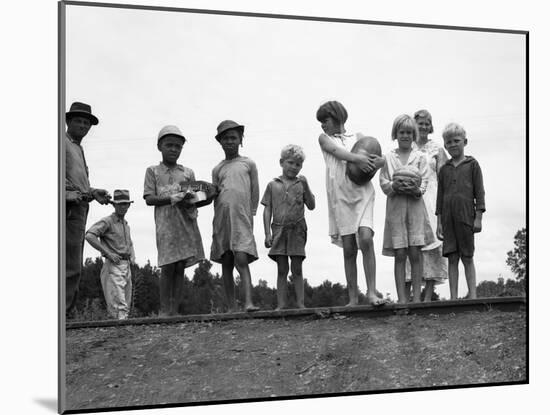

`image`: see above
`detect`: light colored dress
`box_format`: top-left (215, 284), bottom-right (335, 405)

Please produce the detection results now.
top-left (379, 148), bottom-right (434, 256)
top-left (210, 156), bottom-right (259, 264)
top-left (406, 140), bottom-right (448, 283)
top-left (320, 132), bottom-right (375, 247)
top-left (143, 162), bottom-right (205, 268)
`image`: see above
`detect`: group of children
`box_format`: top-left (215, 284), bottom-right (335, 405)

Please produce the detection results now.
top-left (83, 100), bottom-right (485, 319)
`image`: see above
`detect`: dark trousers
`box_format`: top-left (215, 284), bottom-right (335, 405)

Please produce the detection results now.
top-left (66, 202), bottom-right (89, 312)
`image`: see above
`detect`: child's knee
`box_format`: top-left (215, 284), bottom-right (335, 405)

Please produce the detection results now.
top-left (290, 257), bottom-right (303, 275)
top-left (447, 253), bottom-right (460, 265)
top-left (394, 248), bottom-right (407, 261)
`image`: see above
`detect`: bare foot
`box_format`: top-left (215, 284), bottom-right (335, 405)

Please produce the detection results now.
top-left (345, 301), bottom-right (358, 307)
top-left (366, 295), bottom-right (388, 306)
top-left (296, 304), bottom-right (305, 309)
top-left (246, 305), bottom-right (260, 312)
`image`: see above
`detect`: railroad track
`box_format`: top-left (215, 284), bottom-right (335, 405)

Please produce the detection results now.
top-left (66, 296), bottom-right (526, 330)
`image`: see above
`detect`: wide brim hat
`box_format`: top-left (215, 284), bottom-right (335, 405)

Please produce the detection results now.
top-left (66, 101), bottom-right (99, 125)
top-left (158, 125), bottom-right (186, 144)
top-left (215, 120), bottom-right (244, 140)
top-left (111, 189), bottom-right (134, 204)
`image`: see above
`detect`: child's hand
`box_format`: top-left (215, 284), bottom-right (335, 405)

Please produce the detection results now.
top-left (264, 235), bottom-right (273, 248)
top-left (436, 224), bottom-right (444, 241)
top-left (106, 251), bottom-right (122, 264)
top-left (354, 154), bottom-right (376, 173)
top-left (473, 217), bottom-right (482, 233)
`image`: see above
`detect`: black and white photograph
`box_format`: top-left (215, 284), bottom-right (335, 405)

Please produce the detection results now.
top-left (4, 0), bottom-right (546, 414)
top-left (58, 0), bottom-right (529, 412)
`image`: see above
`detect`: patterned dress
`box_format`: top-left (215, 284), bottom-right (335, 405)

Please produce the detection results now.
top-left (143, 162), bottom-right (205, 267)
top-left (406, 140), bottom-right (448, 283)
top-left (210, 156), bottom-right (259, 264)
top-left (320, 132), bottom-right (376, 247)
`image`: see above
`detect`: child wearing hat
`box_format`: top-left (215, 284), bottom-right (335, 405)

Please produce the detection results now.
top-left (85, 190), bottom-right (135, 320)
top-left (144, 125), bottom-right (206, 316)
top-left (211, 120), bottom-right (260, 312)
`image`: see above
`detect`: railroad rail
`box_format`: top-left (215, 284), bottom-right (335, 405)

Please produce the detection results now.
top-left (66, 296), bottom-right (526, 330)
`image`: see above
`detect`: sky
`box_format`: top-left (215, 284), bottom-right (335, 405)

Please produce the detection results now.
top-left (64, 2), bottom-right (526, 301)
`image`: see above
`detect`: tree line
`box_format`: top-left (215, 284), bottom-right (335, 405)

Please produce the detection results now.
top-left (68, 227), bottom-right (526, 320)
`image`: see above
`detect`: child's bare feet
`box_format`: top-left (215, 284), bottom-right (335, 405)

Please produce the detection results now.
top-left (366, 294), bottom-right (387, 306)
top-left (345, 300), bottom-right (359, 307)
top-left (245, 305), bottom-right (260, 312)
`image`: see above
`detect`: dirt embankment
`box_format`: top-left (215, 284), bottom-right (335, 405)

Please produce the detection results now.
top-left (65, 309), bottom-right (526, 411)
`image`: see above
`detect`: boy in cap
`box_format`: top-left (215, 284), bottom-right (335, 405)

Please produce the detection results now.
top-left (85, 190), bottom-right (136, 320)
top-left (65, 101), bottom-right (111, 312)
top-left (143, 125), bottom-right (206, 316)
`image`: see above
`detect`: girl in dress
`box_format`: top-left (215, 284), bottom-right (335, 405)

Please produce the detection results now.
top-left (316, 101), bottom-right (386, 306)
top-left (406, 109), bottom-right (448, 301)
top-left (210, 120), bottom-right (260, 312)
top-left (379, 114), bottom-right (435, 303)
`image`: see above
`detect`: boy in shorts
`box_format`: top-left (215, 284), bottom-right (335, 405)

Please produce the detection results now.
top-left (436, 123), bottom-right (485, 300)
top-left (262, 144), bottom-right (315, 309)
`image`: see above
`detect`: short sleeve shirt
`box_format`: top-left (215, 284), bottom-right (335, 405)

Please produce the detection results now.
top-left (261, 177), bottom-right (305, 225)
top-left (86, 213), bottom-right (134, 258)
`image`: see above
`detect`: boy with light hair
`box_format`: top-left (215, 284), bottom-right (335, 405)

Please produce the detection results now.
top-left (262, 144), bottom-right (316, 309)
top-left (436, 122), bottom-right (486, 300)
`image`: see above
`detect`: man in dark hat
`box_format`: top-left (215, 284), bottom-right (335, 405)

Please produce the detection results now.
top-left (65, 101), bottom-right (111, 313)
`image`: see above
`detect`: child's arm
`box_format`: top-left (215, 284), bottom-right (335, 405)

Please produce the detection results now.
top-left (298, 175), bottom-right (316, 210)
top-left (379, 155), bottom-right (396, 196)
top-left (143, 167), bottom-right (171, 206)
top-left (263, 205), bottom-right (273, 248)
top-left (250, 160), bottom-right (260, 216)
top-left (472, 160), bottom-right (486, 233)
top-left (261, 183), bottom-right (273, 248)
top-left (435, 168), bottom-right (444, 240)
top-left (318, 133), bottom-right (377, 173)
top-left (417, 153), bottom-right (429, 196)
top-left (436, 214), bottom-right (444, 241)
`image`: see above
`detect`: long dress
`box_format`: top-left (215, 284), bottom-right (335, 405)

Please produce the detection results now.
top-left (320, 132), bottom-right (376, 247)
top-left (406, 140), bottom-right (448, 283)
top-left (210, 156), bottom-right (259, 264)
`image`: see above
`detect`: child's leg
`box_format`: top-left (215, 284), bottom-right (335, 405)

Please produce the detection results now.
top-left (408, 246), bottom-right (422, 303)
top-left (159, 263), bottom-right (175, 316)
top-left (172, 261), bottom-right (186, 315)
top-left (424, 280), bottom-right (435, 303)
top-left (405, 281), bottom-right (412, 301)
top-left (358, 227), bottom-right (380, 304)
top-left (461, 256), bottom-right (477, 299)
top-left (221, 252), bottom-right (237, 312)
top-left (275, 256), bottom-right (289, 310)
top-left (394, 248), bottom-right (408, 304)
top-left (447, 253), bottom-right (460, 300)
top-left (342, 234), bottom-right (358, 306)
top-left (290, 256), bottom-right (305, 308)
top-left (234, 251), bottom-right (258, 311)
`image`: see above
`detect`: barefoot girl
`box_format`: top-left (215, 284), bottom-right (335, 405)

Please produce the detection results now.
top-left (380, 114), bottom-right (435, 303)
top-left (210, 120), bottom-right (260, 312)
top-left (316, 101), bottom-right (385, 306)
